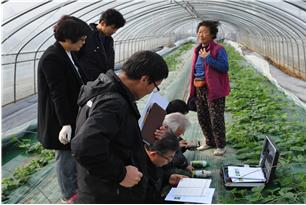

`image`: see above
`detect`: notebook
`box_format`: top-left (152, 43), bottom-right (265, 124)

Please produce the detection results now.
top-left (141, 103), bottom-right (166, 145)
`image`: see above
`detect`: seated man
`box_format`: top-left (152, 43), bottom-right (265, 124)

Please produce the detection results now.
top-left (144, 131), bottom-right (187, 203)
top-left (162, 113), bottom-right (211, 177)
top-left (162, 112), bottom-right (193, 176)
top-left (155, 99), bottom-right (189, 138)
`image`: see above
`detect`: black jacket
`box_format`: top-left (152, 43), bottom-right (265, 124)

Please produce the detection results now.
top-left (144, 154), bottom-right (164, 204)
top-left (163, 137), bottom-right (191, 179)
top-left (37, 42), bottom-right (84, 150)
top-left (77, 23), bottom-right (114, 82)
top-left (71, 70), bottom-right (147, 203)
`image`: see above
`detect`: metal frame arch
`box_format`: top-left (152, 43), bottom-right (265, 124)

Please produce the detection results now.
top-left (259, 1), bottom-right (306, 28)
top-left (195, 3), bottom-right (300, 70)
top-left (203, 0), bottom-right (304, 70)
top-left (2, 1), bottom-right (77, 44)
top-left (2, 0), bottom-right (52, 26)
top-left (115, 4), bottom-right (182, 40)
top-left (219, 0), bottom-right (306, 38)
top-left (126, 12), bottom-right (192, 38)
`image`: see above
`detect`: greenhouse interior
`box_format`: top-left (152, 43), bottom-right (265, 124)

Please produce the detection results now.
top-left (1, 0), bottom-right (306, 204)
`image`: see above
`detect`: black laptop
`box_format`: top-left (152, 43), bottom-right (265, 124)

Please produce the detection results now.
top-left (221, 136), bottom-right (279, 188)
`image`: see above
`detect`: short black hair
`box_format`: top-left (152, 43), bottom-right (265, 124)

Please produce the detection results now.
top-left (166, 99), bottom-right (189, 114)
top-left (146, 131), bottom-right (179, 154)
top-left (197, 20), bottom-right (220, 39)
top-left (54, 15), bottom-right (90, 43)
top-left (121, 51), bottom-right (169, 83)
top-left (99, 8), bottom-right (126, 28)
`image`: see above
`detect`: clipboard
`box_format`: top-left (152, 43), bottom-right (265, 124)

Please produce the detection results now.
top-left (141, 103), bottom-right (166, 145)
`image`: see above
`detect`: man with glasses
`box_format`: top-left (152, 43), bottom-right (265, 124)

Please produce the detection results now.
top-left (159, 113), bottom-right (195, 176)
top-left (153, 81), bottom-right (160, 92)
top-left (144, 131), bottom-right (187, 203)
top-left (71, 50), bottom-right (168, 203)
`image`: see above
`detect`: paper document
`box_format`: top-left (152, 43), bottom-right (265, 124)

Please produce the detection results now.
top-left (138, 92), bottom-right (169, 129)
top-left (171, 187), bottom-right (207, 197)
top-left (228, 166), bottom-right (266, 181)
top-left (165, 188), bottom-right (215, 204)
top-left (165, 178), bottom-right (213, 203)
top-left (177, 178), bottom-right (211, 188)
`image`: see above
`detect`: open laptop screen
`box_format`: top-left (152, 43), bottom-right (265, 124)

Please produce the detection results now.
top-left (259, 136), bottom-right (279, 183)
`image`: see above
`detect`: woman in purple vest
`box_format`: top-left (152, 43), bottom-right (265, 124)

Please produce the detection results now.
top-left (188, 20), bottom-right (230, 156)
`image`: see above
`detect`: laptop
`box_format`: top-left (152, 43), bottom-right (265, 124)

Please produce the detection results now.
top-left (221, 136), bottom-right (279, 188)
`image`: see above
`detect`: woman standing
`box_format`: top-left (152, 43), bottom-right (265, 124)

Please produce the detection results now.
top-left (188, 20), bottom-right (230, 156)
top-left (37, 15), bottom-right (90, 202)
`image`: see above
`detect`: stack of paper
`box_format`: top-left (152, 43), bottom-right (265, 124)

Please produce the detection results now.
top-left (228, 166), bottom-right (266, 182)
top-left (165, 178), bottom-right (215, 204)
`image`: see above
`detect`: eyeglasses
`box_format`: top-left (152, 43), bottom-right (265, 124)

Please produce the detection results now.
top-left (153, 81), bottom-right (160, 92)
top-left (157, 151), bottom-right (174, 162)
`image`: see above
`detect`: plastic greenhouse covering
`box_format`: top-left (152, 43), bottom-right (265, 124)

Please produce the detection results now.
top-left (1, 0), bottom-right (306, 105)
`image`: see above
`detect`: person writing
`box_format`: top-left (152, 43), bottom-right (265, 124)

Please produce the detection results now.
top-left (144, 131), bottom-right (187, 203)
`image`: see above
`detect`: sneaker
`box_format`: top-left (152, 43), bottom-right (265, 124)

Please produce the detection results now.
top-left (67, 194), bottom-right (78, 204)
top-left (197, 144), bottom-right (213, 151)
top-left (192, 170), bottom-right (212, 178)
top-left (213, 148), bottom-right (226, 156)
top-left (61, 194), bottom-right (78, 204)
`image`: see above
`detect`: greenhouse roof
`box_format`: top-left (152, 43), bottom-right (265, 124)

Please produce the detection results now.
top-left (2, 0), bottom-right (305, 54)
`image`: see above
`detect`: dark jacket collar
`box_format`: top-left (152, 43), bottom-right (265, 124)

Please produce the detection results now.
top-left (106, 70), bottom-right (140, 118)
top-left (53, 41), bottom-right (84, 85)
top-left (105, 70), bottom-right (135, 101)
top-left (89, 23), bottom-right (113, 42)
top-left (77, 69), bottom-right (140, 119)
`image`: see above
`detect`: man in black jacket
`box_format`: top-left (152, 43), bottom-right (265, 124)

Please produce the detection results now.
top-left (37, 16), bottom-right (90, 203)
top-left (77, 8), bottom-right (125, 82)
top-left (144, 131), bottom-right (187, 203)
top-left (71, 50), bottom-right (169, 203)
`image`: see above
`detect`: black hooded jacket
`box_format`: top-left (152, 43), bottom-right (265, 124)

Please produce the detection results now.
top-left (71, 70), bottom-right (147, 203)
top-left (77, 23), bottom-right (114, 82)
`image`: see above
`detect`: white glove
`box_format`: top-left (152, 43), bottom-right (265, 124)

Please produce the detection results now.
top-left (58, 125), bottom-right (72, 145)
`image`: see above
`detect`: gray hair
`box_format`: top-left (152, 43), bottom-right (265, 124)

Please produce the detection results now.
top-left (163, 112), bottom-right (191, 133)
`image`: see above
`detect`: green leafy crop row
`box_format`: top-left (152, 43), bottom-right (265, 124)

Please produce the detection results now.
top-left (2, 139), bottom-right (55, 202)
top-left (164, 42), bottom-right (193, 71)
top-left (221, 44), bottom-right (306, 203)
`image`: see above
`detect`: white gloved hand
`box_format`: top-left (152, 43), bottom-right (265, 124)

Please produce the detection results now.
top-left (58, 125), bottom-right (72, 145)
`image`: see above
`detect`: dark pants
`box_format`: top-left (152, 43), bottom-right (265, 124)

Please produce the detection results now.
top-left (196, 87), bottom-right (226, 148)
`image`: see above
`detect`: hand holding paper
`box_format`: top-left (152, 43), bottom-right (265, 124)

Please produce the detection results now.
top-left (169, 174), bottom-right (188, 186)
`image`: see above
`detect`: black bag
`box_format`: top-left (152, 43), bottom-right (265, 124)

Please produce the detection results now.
top-left (187, 95), bottom-right (197, 112)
